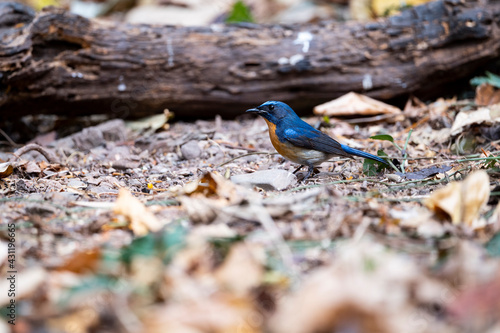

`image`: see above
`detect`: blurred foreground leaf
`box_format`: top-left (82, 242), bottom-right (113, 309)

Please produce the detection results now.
top-left (486, 232), bottom-right (500, 257)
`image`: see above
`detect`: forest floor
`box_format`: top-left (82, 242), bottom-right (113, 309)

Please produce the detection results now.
top-left (1, 93), bottom-right (500, 333)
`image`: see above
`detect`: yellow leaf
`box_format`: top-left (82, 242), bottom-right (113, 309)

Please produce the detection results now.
top-left (113, 188), bottom-right (163, 236)
top-left (0, 163), bottom-right (13, 179)
top-left (424, 171), bottom-right (490, 226)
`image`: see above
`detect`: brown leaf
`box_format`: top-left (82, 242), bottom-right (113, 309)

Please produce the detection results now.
top-left (424, 171), bottom-right (490, 226)
top-left (450, 107), bottom-right (500, 136)
top-left (475, 83), bottom-right (500, 106)
top-left (144, 294), bottom-right (259, 333)
top-left (448, 270), bottom-right (500, 325)
top-left (180, 172), bottom-right (247, 224)
top-left (56, 250), bottom-right (101, 274)
top-left (270, 239), bottom-right (430, 333)
top-left (24, 161), bottom-right (41, 174)
top-left (113, 188), bottom-right (163, 236)
top-left (314, 92), bottom-right (401, 116)
top-left (0, 162), bottom-right (13, 178)
top-left (215, 243), bottom-right (264, 295)
top-left (47, 307), bottom-right (100, 333)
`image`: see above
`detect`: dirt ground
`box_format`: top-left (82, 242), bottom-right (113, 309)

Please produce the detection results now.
top-left (1, 96), bottom-right (500, 332)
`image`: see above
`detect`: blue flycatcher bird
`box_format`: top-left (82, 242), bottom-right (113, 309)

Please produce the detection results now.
top-left (246, 101), bottom-right (389, 180)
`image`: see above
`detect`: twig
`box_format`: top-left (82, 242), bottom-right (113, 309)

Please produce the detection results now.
top-left (455, 156), bottom-right (500, 163)
top-left (342, 113), bottom-right (401, 124)
top-left (220, 142), bottom-right (258, 152)
top-left (286, 178), bottom-right (380, 192)
top-left (42, 170), bottom-right (70, 179)
top-left (0, 128), bottom-right (19, 147)
top-left (218, 151), bottom-right (276, 167)
top-left (401, 129), bottom-right (413, 173)
top-left (346, 195), bottom-right (427, 202)
top-left (12, 143), bottom-right (61, 164)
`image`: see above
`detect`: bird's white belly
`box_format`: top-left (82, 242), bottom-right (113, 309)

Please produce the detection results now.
top-left (293, 149), bottom-right (328, 165)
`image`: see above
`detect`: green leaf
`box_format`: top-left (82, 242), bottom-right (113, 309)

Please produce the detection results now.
top-left (226, 1), bottom-right (254, 24)
top-left (363, 159), bottom-right (379, 176)
top-left (377, 149), bottom-right (389, 157)
top-left (209, 235), bottom-right (245, 261)
top-left (117, 224), bottom-right (187, 265)
top-left (485, 232), bottom-right (500, 257)
top-left (484, 159), bottom-right (497, 169)
top-left (370, 134), bottom-right (394, 142)
top-left (470, 71), bottom-right (500, 88)
top-left (470, 77), bottom-right (489, 86)
top-left (486, 71), bottom-right (500, 88)
top-left (363, 150), bottom-right (389, 176)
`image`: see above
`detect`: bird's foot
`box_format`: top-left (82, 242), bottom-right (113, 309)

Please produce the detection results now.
top-left (301, 166), bottom-right (315, 182)
top-left (292, 165), bottom-right (304, 174)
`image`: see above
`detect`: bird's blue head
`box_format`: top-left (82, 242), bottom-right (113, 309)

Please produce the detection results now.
top-left (246, 101), bottom-right (299, 124)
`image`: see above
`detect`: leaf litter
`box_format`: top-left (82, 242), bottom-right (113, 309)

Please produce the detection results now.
top-left (1, 92), bottom-right (500, 332)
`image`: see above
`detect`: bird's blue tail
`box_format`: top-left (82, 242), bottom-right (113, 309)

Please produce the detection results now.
top-left (341, 144), bottom-right (389, 165)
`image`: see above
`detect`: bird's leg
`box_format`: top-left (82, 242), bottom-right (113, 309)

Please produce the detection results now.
top-left (292, 165), bottom-right (304, 174)
top-left (302, 165), bottom-right (315, 181)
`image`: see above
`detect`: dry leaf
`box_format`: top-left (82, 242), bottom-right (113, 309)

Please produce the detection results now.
top-left (450, 106), bottom-right (500, 136)
top-left (403, 95), bottom-right (428, 118)
top-left (113, 188), bottom-right (163, 236)
top-left (56, 250), bottom-right (101, 274)
top-left (126, 113), bottom-right (168, 132)
top-left (448, 269), bottom-right (500, 324)
top-left (270, 239), bottom-right (431, 333)
top-left (475, 83), bottom-right (500, 106)
top-left (0, 162), bottom-right (13, 179)
top-left (183, 172), bottom-right (242, 202)
top-left (313, 92), bottom-right (401, 116)
top-left (24, 161), bottom-right (41, 174)
top-left (180, 172), bottom-right (248, 224)
top-left (47, 307), bottom-right (100, 333)
top-left (371, 0), bottom-right (431, 17)
top-left (215, 243), bottom-right (264, 295)
top-left (144, 294), bottom-right (258, 333)
top-left (424, 171), bottom-right (490, 226)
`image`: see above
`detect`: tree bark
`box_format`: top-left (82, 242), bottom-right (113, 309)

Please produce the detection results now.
top-left (1, 0), bottom-right (500, 119)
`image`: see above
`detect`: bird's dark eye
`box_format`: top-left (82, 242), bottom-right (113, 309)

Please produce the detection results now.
top-left (269, 105), bottom-right (274, 111)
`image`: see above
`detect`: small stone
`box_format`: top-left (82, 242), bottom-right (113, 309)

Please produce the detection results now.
top-left (387, 173), bottom-right (402, 182)
top-left (151, 163), bottom-right (170, 174)
top-left (111, 160), bottom-right (140, 170)
top-left (67, 179), bottom-right (87, 189)
top-left (231, 169), bottom-right (297, 191)
top-left (181, 141), bottom-right (201, 160)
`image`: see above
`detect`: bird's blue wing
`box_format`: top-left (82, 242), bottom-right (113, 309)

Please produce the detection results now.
top-left (282, 126), bottom-right (351, 158)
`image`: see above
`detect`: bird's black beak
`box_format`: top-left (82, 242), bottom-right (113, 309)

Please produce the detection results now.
top-left (246, 108), bottom-right (260, 113)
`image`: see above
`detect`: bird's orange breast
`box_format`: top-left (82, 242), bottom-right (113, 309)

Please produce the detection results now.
top-left (264, 119), bottom-right (327, 165)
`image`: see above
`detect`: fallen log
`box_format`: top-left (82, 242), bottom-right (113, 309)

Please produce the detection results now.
top-left (0, 0), bottom-right (499, 119)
